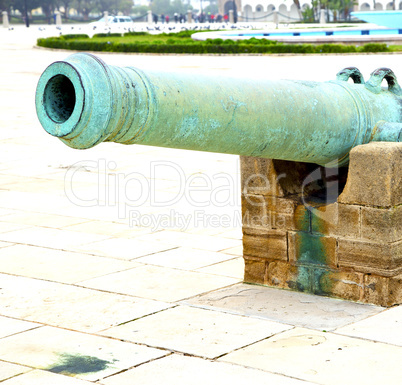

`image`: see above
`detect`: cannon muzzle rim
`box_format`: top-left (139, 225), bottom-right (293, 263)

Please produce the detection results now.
top-left (35, 61), bottom-right (85, 138)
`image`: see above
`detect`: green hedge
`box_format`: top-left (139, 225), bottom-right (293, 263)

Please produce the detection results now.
top-left (59, 34), bottom-right (90, 40)
top-left (92, 32), bottom-right (122, 38)
top-left (37, 33), bottom-right (390, 55)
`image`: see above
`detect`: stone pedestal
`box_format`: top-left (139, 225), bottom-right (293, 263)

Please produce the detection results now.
top-left (319, 9), bottom-right (326, 24)
top-left (241, 142), bottom-right (402, 306)
top-left (187, 10), bottom-right (192, 23)
top-left (229, 10), bottom-right (234, 24)
top-left (103, 11), bottom-right (108, 27)
top-left (55, 11), bottom-right (62, 26)
top-left (2, 11), bottom-right (9, 28)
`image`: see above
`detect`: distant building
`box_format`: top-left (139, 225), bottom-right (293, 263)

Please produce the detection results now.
top-left (217, 0), bottom-right (402, 22)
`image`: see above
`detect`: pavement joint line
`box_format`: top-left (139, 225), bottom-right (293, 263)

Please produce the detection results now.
top-left (0, 365), bottom-right (35, 383)
top-left (0, 242), bottom-right (141, 264)
top-left (0, 269), bottom-right (164, 302)
top-left (0, 325), bottom-right (44, 341)
top-left (99, 352), bottom-right (174, 381)
top-left (109, 305), bottom-right (179, 330)
top-left (330, 330), bottom-right (402, 348)
top-left (212, 326), bottom-right (297, 361)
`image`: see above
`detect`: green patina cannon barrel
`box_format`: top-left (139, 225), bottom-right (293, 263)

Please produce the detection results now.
top-left (35, 53), bottom-right (401, 167)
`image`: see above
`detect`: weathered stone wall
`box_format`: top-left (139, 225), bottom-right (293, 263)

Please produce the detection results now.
top-left (241, 142), bottom-right (402, 307)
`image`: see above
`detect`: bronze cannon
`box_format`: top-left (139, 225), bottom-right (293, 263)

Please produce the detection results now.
top-left (36, 53), bottom-right (401, 167)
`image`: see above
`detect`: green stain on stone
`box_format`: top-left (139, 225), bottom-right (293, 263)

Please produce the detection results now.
top-left (47, 353), bottom-right (113, 375)
top-left (293, 204), bottom-right (335, 295)
top-left (287, 266), bottom-right (310, 292)
top-left (297, 232), bottom-right (329, 266)
top-left (313, 268), bottom-right (334, 296)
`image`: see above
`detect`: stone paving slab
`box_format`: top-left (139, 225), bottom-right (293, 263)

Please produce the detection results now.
top-left (101, 305), bottom-right (292, 359)
top-left (183, 283), bottom-right (383, 331)
top-left (0, 226), bottom-right (110, 250)
top-left (220, 327), bottom-right (402, 385)
top-left (0, 316), bottom-right (40, 339)
top-left (135, 247), bottom-right (237, 270)
top-left (80, 265), bottom-right (240, 302)
top-left (63, 220), bottom-right (153, 237)
top-left (0, 212), bottom-right (88, 228)
top-left (0, 274), bottom-right (171, 333)
top-left (0, 361), bottom-right (31, 382)
top-left (335, 305), bottom-right (402, 346)
top-left (0, 241), bottom-right (14, 249)
top-left (0, 326), bottom-right (167, 381)
top-left (99, 354), bottom-right (312, 385)
top-left (0, 244), bottom-right (136, 284)
top-left (0, 222), bottom-right (29, 234)
top-left (1, 370), bottom-right (95, 385)
top-left (71, 237), bottom-right (177, 260)
top-left (196, 257), bottom-right (245, 279)
top-left (136, 230), bottom-right (242, 252)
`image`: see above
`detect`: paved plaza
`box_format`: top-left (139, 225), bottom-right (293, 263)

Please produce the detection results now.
top-left (0, 24), bottom-right (401, 384)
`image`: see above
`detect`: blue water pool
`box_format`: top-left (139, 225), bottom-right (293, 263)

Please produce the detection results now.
top-left (230, 28), bottom-right (402, 38)
top-left (351, 11), bottom-right (402, 29)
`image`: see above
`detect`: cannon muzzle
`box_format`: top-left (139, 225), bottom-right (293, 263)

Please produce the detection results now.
top-left (36, 53), bottom-right (401, 167)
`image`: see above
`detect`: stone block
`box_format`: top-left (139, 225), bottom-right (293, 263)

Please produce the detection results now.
top-left (388, 273), bottom-right (402, 306)
top-left (312, 268), bottom-right (363, 302)
top-left (265, 196), bottom-right (310, 232)
top-left (363, 273), bottom-right (402, 307)
top-left (288, 231), bottom-right (337, 268)
top-left (267, 261), bottom-right (310, 292)
top-left (338, 142), bottom-right (402, 207)
top-left (363, 274), bottom-right (390, 307)
top-left (338, 239), bottom-right (402, 277)
top-left (311, 203), bottom-right (360, 238)
top-left (361, 205), bottom-right (402, 243)
top-left (241, 194), bottom-right (267, 228)
top-left (243, 227), bottom-right (288, 261)
top-left (240, 156), bottom-right (284, 196)
top-left (243, 256), bottom-right (267, 284)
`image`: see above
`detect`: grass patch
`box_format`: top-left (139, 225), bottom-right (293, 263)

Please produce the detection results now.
top-left (37, 31), bottom-right (397, 54)
top-left (389, 45), bottom-right (402, 52)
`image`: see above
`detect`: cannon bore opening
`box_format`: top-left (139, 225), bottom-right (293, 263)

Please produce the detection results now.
top-left (43, 74), bottom-right (76, 123)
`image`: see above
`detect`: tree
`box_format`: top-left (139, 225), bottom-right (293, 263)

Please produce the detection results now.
top-left (40, 0), bottom-right (58, 23)
top-left (0, 0), bottom-right (12, 12)
top-left (58, 0), bottom-right (74, 18)
top-left (119, 0), bottom-right (133, 15)
top-left (292, 0), bottom-right (303, 20)
top-left (132, 4), bottom-right (148, 15)
top-left (11, 0), bottom-right (42, 14)
top-left (169, 0), bottom-right (189, 15)
top-left (342, 0), bottom-right (357, 20)
top-left (73, 0), bottom-right (98, 20)
top-left (151, 0), bottom-right (170, 15)
top-left (328, 0), bottom-right (342, 21)
top-left (204, 2), bottom-right (218, 14)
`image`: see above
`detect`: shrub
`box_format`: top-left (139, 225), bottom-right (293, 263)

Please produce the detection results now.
top-left (61, 34), bottom-right (89, 40)
top-left (35, 32), bottom-right (393, 55)
top-left (93, 33), bottom-right (122, 38)
top-left (124, 31), bottom-right (149, 37)
top-left (359, 43), bottom-right (389, 53)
